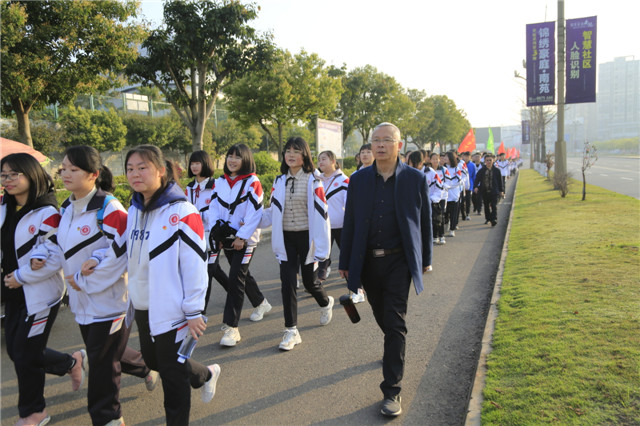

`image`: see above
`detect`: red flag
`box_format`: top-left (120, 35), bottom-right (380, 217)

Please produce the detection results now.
top-left (497, 141), bottom-right (506, 155)
top-left (457, 129), bottom-right (476, 153)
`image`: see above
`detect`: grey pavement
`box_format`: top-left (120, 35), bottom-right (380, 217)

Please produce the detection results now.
top-left (1, 176), bottom-right (517, 425)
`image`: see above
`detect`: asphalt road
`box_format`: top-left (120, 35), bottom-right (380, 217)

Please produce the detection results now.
top-left (566, 155), bottom-right (640, 199)
top-left (1, 176), bottom-right (517, 425)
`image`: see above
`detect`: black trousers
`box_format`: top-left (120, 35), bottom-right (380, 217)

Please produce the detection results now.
top-left (79, 320), bottom-right (129, 425)
top-left (472, 190), bottom-right (483, 213)
top-left (361, 251), bottom-right (411, 399)
top-left (460, 189), bottom-right (471, 219)
top-left (121, 344), bottom-right (150, 379)
top-left (4, 301), bottom-right (73, 418)
top-left (280, 230), bottom-right (330, 328)
top-left (135, 310), bottom-right (211, 426)
top-left (318, 228), bottom-right (342, 277)
top-left (446, 200), bottom-right (460, 231)
top-left (431, 202), bottom-right (444, 238)
top-left (222, 245), bottom-right (265, 327)
top-left (205, 252), bottom-right (229, 314)
top-left (482, 192), bottom-right (499, 223)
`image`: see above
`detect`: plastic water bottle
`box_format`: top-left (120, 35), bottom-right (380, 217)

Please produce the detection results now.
top-left (339, 294), bottom-right (360, 323)
top-left (177, 316), bottom-right (207, 363)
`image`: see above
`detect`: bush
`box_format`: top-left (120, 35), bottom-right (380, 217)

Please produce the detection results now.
top-left (342, 157), bottom-right (357, 170)
top-left (1, 120), bottom-right (65, 156)
top-left (254, 151), bottom-right (280, 175)
top-left (259, 173), bottom-right (277, 206)
top-left (113, 186), bottom-right (132, 209)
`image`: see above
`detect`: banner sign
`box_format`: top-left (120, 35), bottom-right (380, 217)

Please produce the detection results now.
top-left (526, 22), bottom-right (555, 106)
top-left (566, 16), bottom-right (597, 104)
top-left (316, 118), bottom-right (343, 158)
top-left (521, 120), bottom-right (531, 145)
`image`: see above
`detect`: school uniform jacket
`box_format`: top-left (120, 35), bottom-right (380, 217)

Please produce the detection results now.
top-left (27, 190), bottom-right (129, 325)
top-left (5, 203), bottom-right (65, 316)
top-left (260, 173), bottom-right (331, 264)
top-left (425, 167), bottom-right (445, 204)
top-left (186, 177), bottom-right (215, 250)
top-left (496, 159), bottom-right (510, 177)
top-left (444, 165), bottom-right (463, 202)
top-left (128, 182), bottom-right (207, 336)
top-left (459, 161), bottom-right (470, 191)
top-left (205, 173), bottom-right (263, 246)
top-left (339, 160), bottom-right (432, 295)
top-left (436, 167), bottom-right (449, 201)
top-left (314, 169), bottom-right (349, 229)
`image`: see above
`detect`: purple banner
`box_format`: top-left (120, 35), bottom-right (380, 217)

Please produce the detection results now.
top-left (566, 16), bottom-right (597, 104)
top-left (526, 22), bottom-right (555, 106)
top-left (521, 120), bottom-right (531, 144)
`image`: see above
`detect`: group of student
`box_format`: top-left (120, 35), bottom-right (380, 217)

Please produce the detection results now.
top-left (2, 136), bottom-right (356, 426)
top-left (1, 136), bottom-right (519, 425)
top-left (403, 149), bottom-right (519, 244)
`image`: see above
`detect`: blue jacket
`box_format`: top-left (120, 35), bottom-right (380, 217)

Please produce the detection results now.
top-left (466, 160), bottom-right (476, 189)
top-left (339, 160), bottom-right (432, 295)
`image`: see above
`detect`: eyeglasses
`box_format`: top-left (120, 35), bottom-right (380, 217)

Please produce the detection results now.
top-left (0, 172), bottom-right (24, 182)
top-left (371, 138), bottom-right (396, 144)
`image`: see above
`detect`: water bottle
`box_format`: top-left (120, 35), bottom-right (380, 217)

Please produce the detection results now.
top-left (177, 316), bottom-right (207, 363)
top-left (339, 294), bottom-right (360, 323)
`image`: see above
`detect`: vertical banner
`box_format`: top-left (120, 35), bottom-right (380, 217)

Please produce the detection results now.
top-left (521, 120), bottom-right (531, 144)
top-left (566, 16), bottom-right (597, 104)
top-left (526, 22), bottom-right (556, 106)
top-left (316, 118), bottom-right (343, 158)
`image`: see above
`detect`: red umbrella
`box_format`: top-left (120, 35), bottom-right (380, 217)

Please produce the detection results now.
top-left (0, 137), bottom-right (49, 163)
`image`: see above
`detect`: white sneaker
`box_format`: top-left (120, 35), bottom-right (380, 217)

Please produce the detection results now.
top-left (220, 326), bottom-right (241, 347)
top-left (145, 370), bottom-right (159, 392)
top-left (320, 295), bottom-right (334, 325)
top-left (440, 237), bottom-right (446, 245)
top-left (250, 299), bottom-right (272, 322)
top-left (201, 364), bottom-right (221, 403)
top-left (279, 327), bottom-right (301, 351)
top-left (433, 238), bottom-right (439, 245)
top-left (351, 290), bottom-right (365, 304)
top-left (104, 417), bottom-right (125, 426)
top-left (448, 230), bottom-right (455, 237)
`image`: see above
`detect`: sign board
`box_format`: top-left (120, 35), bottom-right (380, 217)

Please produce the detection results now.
top-left (316, 118), bottom-right (343, 158)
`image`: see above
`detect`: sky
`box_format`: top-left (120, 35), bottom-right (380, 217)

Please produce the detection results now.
top-left (139, 0), bottom-right (640, 129)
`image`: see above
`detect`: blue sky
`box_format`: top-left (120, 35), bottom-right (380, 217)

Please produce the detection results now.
top-left (139, 0), bottom-right (640, 129)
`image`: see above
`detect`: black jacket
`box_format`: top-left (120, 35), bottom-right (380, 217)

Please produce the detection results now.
top-left (474, 166), bottom-right (504, 196)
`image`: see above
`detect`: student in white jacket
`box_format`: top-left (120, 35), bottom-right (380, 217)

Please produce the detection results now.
top-left (1, 153), bottom-right (80, 426)
top-left (125, 145), bottom-right (220, 425)
top-left (30, 146), bottom-right (143, 425)
top-left (443, 151), bottom-right (463, 237)
top-left (261, 137), bottom-right (334, 351)
top-left (206, 144), bottom-right (271, 347)
top-left (185, 150), bottom-right (228, 313)
top-left (426, 153), bottom-right (446, 245)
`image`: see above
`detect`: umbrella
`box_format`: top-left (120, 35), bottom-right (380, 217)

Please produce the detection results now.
top-left (0, 137), bottom-right (50, 164)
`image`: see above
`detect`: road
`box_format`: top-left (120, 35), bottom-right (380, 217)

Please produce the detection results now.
top-left (566, 155), bottom-right (640, 199)
top-left (1, 177), bottom-right (517, 425)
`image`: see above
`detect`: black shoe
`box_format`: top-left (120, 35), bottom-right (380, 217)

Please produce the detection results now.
top-left (381, 395), bottom-right (402, 417)
top-left (491, 221), bottom-right (497, 227)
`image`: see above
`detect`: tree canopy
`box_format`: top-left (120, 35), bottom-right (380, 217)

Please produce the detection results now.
top-left (226, 48), bottom-right (343, 159)
top-left (0, 0), bottom-right (144, 147)
top-left (126, 0), bottom-right (274, 152)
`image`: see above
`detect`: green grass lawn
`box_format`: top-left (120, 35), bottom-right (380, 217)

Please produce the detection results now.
top-left (482, 170), bottom-right (640, 424)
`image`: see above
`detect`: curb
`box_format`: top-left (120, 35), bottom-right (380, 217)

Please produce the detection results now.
top-left (464, 173), bottom-right (519, 425)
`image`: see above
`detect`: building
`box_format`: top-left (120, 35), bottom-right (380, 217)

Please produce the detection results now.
top-left (597, 56), bottom-right (640, 141)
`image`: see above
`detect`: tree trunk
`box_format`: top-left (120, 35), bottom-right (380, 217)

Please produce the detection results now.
top-left (582, 170), bottom-right (586, 201)
top-left (191, 115), bottom-right (205, 152)
top-left (277, 124), bottom-right (284, 162)
top-left (12, 99), bottom-right (33, 148)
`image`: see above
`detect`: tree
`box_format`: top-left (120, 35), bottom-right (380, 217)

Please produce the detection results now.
top-left (423, 95), bottom-right (470, 151)
top-left (400, 89), bottom-right (435, 150)
top-left (1, 0), bottom-right (144, 147)
top-left (226, 49), bottom-right (343, 159)
top-left (209, 119), bottom-right (262, 158)
top-left (581, 141), bottom-right (598, 201)
top-left (126, 0), bottom-right (274, 152)
top-left (337, 65), bottom-right (412, 145)
top-left (60, 106), bottom-right (127, 152)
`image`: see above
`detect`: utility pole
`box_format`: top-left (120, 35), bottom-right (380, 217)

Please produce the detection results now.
top-left (556, 0), bottom-right (567, 178)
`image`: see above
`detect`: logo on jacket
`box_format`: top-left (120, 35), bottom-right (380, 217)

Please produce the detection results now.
top-left (169, 213), bottom-right (180, 226)
top-left (80, 225), bottom-right (91, 236)
top-left (205, 199), bottom-right (211, 205)
top-left (28, 225), bottom-right (36, 234)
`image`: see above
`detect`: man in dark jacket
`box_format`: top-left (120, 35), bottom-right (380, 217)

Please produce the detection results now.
top-left (473, 154), bottom-right (504, 226)
top-left (339, 122), bottom-right (432, 417)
